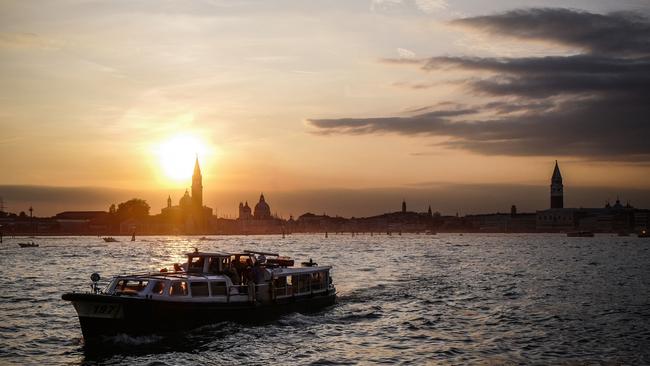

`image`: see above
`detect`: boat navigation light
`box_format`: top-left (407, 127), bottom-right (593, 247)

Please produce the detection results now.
top-left (90, 272), bottom-right (101, 294)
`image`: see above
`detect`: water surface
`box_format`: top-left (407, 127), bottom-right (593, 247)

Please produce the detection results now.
top-left (1, 234), bottom-right (649, 365)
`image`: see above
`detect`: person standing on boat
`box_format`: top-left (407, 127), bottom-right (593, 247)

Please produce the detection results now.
top-left (252, 261), bottom-right (265, 284)
top-left (227, 265), bottom-right (240, 285)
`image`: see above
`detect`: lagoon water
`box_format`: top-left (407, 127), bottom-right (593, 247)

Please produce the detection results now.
top-left (1, 234), bottom-right (649, 365)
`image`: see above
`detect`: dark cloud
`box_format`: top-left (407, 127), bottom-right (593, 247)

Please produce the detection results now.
top-left (310, 95), bottom-right (650, 160)
top-left (309, 107), bottom-right (478, 135)
top-left (451, 8), bottom-right (650, 56)
top-left (308, 8), bottom-right (650, 162)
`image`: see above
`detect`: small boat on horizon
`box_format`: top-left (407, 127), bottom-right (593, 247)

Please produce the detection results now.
top-left (62, 248), bottom-right (336, 342)
top-left (639, 229), bottom-right (649, 238)
top-left (567, 231), bottom-right (595, 237)
top-left (18, 242), bottom-right (39, 248)
top-left (102, 237), bottom-right (119, 243)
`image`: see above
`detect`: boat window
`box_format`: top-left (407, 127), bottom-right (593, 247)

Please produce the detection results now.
top-left (311, 272), bottom-right (326, 290)
top-left (169, 281), bottom-right (188, 296)
top-left (114, 279), bottom-right (149, 295)
top-left (210, 281), bottom-right (227, 296)
top-left (190, 282), bottom-right (209, 297)
top-left (188, 256), bottom-right (205, 273)
top-left (295, 275), bottom-right (310, 293)
top-left (151, 281), bottom-right (166, 295)
top-left (273, 276), bottom-right (288, 288)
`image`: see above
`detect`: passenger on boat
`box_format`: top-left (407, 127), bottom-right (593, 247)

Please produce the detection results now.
top-left (208, 258), bottom-right (220, 274)
top-left (243, 258), bottom-right (254, 284)
top-left (227, 266), bottom-right (240, 285)
top-left (252, 262), bottom-right (266, 284)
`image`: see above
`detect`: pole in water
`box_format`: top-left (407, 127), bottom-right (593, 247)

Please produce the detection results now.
top-left (325, 232), bottom-right (328, 238)
top-left (282, 230), bottom-right (285, 238)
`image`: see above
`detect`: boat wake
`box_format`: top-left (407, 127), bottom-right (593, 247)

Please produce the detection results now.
top-left (98, 333), bottom-right (164, 346)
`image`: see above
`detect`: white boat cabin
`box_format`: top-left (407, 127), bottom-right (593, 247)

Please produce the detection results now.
top-left (103, 250), bottom-right (333, 304)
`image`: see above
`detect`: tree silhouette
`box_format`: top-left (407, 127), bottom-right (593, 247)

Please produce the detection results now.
top-left (116, 199), bottom-right (150, 220)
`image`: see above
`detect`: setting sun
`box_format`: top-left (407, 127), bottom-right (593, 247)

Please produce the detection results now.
top-left (155, 135), bottom-right (209, 182)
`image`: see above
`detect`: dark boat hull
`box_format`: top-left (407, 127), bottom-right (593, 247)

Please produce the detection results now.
top-left (62, 291), bottom-right (336, 341)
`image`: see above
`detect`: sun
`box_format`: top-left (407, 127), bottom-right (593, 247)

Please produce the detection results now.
top-left (155, 134), bottom-right (209, 182)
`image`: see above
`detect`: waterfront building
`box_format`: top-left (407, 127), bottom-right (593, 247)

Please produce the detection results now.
top-left (551, 160), bottom-right (564, 209)
top-left (254, 194), bottom-right (272, 219)
top-left (234, 194), bottom-right (284, 234)
top-left (238, 201), bottom-right (252, 220)
top-left (159, 156), bottom-right (213, 233)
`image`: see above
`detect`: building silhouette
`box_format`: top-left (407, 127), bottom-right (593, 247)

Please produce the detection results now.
top-left (254, 194), bottom-right (272, 219)
top-left (229, 193), bottom-right (283, 234)
top-left (551, 160), bottom-right (564, 209)
top-left (160, 156), bottom-right (213, 233)
top-left (238, 201), bottom-right (252, 220)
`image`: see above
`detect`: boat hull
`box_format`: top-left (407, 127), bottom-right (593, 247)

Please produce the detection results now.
top-left (62, 290), bottom-right (336, 341)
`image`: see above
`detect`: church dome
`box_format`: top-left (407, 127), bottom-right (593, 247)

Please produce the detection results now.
top-left (179, 189), bottom-right (192, 208)
top-left (254, 194), bottom-right (271, 219)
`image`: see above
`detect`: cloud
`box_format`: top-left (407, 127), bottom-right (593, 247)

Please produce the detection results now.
top-left (451, 8), bottom-right (650, 56)
top-left (0, 32), bottom-right (60, 50)
top-left (415, 0), bottom-right (448, 14)
top-left (397, 47), bottom-right (416, 59)
top-left (308, 8), bottom-right (650, 162)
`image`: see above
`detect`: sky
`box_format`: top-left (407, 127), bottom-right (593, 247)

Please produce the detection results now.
top-left (1, 0), bottom-right (650, 217)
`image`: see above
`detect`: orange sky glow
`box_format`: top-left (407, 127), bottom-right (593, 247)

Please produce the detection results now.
top-left (1, 1), bottom-right (650, 217)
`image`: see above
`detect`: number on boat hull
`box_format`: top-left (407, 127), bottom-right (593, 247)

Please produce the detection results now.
top-left (73, 302), bottom-right (124, 319)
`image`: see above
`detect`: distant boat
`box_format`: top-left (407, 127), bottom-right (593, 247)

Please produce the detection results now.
top-left (19, 242), bottom-right (39, 248)
top-left (639, 229), bottom-right (649, 238)
top-left (567, 231), bottom-right (595, 237)
top-left (103, 237), bottom-right (119, 243)
top-left (425, 230), bottom-right (436, 235)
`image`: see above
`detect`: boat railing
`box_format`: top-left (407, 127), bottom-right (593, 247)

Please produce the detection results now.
top-left (272, 277), bottom-right (329, 299)
top-left (273, 285), bottom-right (292, 298)
top-left (116, 271), bottom-right (217, 280)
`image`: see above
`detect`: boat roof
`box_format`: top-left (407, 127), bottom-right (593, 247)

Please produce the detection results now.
top-left (184, 250), bottom-right (281, 257)
top-left (184, 250), bottom-right (233, 257)
top-left (115, 272), bottom-right (231, 281)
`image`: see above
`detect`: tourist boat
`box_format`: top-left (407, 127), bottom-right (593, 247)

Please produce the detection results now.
top-left (62, 249), bottom-right (336, 342)
top-left (566, 231), bottom-right (595, 237)
top-left (18, 242), bottom-right (39, 248)
top-left (102, 237), bottom-right (118, 242)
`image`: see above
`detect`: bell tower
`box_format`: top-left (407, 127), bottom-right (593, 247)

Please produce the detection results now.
top-left (192, 155), bottom-right (203, 209)
top-left (550, 160), bottom-right (563, 209)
